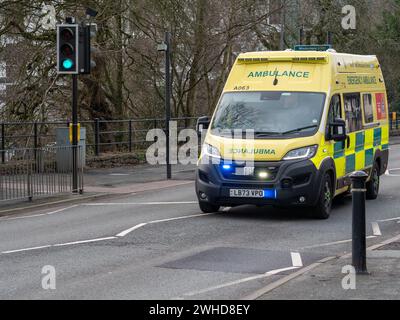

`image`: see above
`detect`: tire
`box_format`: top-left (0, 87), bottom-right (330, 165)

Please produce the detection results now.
top-left (199, 201), bottom-right (220, 213)
top-left (366, 162), bottom-right (380, 200)
top-left (312, 173), bottom-right (333, 220)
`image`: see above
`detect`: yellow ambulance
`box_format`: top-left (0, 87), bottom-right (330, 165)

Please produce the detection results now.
top-left (196, 47), bottom-right (389, 219)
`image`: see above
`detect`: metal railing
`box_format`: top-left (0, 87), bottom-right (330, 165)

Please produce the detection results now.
top-left (390, 117), bottom-right (400, 134)
top-left (89, 117), bottom-right (199, 156)
top-left (0, 117), bottom-right (199, 161)
top-left (1, 114), bottom-right (399, 161)
top-left (0, 146), bottom-right (83, 202)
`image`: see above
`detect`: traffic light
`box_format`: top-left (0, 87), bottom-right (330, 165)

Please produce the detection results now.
top-left (57, 24), bottom-right (79, 74)
top-left (78, 24), bottom-right (97, 74)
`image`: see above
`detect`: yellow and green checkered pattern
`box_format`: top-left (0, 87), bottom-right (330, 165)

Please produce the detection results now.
top-left (332, 125), bottom-right (389, 179)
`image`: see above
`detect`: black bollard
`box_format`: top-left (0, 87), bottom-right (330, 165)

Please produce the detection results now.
top-left (350, 171), bottom-right (369, 274)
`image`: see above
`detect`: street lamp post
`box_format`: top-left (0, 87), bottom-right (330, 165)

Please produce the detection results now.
top-left (280, 0), bottom-right (286, 50)
top-left (158, 32), bottom-right (172, 180)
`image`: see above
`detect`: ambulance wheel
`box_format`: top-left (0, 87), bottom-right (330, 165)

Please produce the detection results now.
top-left (199, 202), bottom-right (220, 214)
top-left (366, 163), bottom-right (380, 200)
top-left (312, 173), bottom-right (333, 220)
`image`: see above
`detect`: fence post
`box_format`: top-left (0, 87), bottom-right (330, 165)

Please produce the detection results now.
top-left (27, 151), bottom-right (33, 202)
top-left (1, 123), bottom-right (5, 164)
top-left (350, 171), bottom-right (369, 275)
top-left (79, 145), bottom-right (84, 194)
top-left (94, 118), bottom-right (100, 156)
top-left (33, 122), bottom-right (39, 172)
top-left (128, 120), bottom-right (132, 153)
top-left (34, 122), bottom-right (38, 149)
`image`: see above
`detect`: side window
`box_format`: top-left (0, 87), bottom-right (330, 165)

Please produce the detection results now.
top-left (327, 94), bottom-right (342, 138)
top-left (344, 93), bottom-right (362, 133)
top-left (327, 94), bottom-right (342, 134)
top-left (363, 94), bottom-right (374, 124)
top-left (328, 95), bottom-right (342, 123)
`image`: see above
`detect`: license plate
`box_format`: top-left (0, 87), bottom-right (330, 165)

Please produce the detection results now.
top-left (229, 189), bottom-right (265, 198)
top-left (235, 167), bottom-right (255, 176)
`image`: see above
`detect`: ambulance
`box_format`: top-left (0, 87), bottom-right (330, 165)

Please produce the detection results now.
top-left (196, 47), bottom-right (389, 219)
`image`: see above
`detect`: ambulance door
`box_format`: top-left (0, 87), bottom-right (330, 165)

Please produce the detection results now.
top-left (343, 93), bottom-right (363, 174)
top-left (327, 94), bottom-right (346, 181)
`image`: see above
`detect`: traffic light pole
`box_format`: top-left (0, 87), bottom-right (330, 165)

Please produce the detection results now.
top-left (58, 18), bottom-right (93, 194)
top-left (72, 74), bottom-right (79, 193)
top-left (165, 32), bottom-right (172, 180)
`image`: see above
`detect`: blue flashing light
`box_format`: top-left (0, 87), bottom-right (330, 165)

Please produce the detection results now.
top-left (62, 59), bottom-right (74, 70)
top-left (264, 189), bottom-right (277, 199)
top-left (222, 164), bottom-right (232, 170)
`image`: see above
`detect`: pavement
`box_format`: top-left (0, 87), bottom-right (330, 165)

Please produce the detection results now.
top-left (0, 144), bottom-right (399, 299)
top-left (83, 163), bottom-right (196, 194)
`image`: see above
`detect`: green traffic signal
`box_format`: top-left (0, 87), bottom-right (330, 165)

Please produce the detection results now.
top-left (62, 59), bottom-right (74, 70)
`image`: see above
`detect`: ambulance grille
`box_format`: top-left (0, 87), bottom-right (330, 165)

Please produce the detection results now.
top-left (220, 163), bottom-right (280, 182)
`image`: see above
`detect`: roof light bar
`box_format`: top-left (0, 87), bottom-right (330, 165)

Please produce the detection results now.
top-left (237, 56), bottom-right (328, 64)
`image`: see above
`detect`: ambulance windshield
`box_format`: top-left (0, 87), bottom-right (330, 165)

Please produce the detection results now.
top-left (211, 91), bottom-right (326, 137)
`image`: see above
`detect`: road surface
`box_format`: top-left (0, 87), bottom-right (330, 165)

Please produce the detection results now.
top-left (0, 146), bottom-right (400, 299)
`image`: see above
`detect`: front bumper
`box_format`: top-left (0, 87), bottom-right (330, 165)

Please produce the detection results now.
top-left (196, 158), bottom-right (323, 207)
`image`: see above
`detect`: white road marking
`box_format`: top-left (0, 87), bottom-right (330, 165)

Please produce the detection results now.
top-left (0, 205), bottom-right (78, 222)
top-left (378, 217), bottom-right (400, 222)
top-left (149, 213), bottom-right (215, 224)
top-left (302, 236), bottom-right (377, 249)
top-left (2, 205), bottom-right (217, 254)
top-left (291, 252), bottom-right (303, 267)
top-left (116, 223), bottom-right (148, 237)
top-left (371, 222), bottom-right (382, 236)
top-left (242, 257), bottom-right (337, 300)
top-left (53, 237), bottom-right (116, 247)
top-left (109, 173), bottom-right (130, 176)
top-left (2, 245), bottom-right (52, 254)
top-left (0, 195), bottom-right (100, 216)
top-left (116, 212), bottom-right (217, 237)
top-left (181, 266), bottom-right (298, 298)
top-left (83, 201), bottom-right (198, 206)
top-left (1, 237), bottom-right (116, 255)
top-left (0, 213), bottom-right (48, 221)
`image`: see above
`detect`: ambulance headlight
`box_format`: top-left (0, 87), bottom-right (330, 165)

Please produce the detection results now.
top-left (202, 143), bottom-right (221, 159)
top-left (283, 145), bottom-right (318, 161)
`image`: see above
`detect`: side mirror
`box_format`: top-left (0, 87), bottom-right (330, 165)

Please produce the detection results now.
top-left (196, 116), bottom-right (211, 136)
top-left (329, 118), bottom-right (347, 142)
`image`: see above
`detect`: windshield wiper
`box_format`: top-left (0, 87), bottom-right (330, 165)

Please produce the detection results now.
top-left (281, 125), bottom-right (318, 135)
top-left (254, 131), bottom-right (282, 137)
